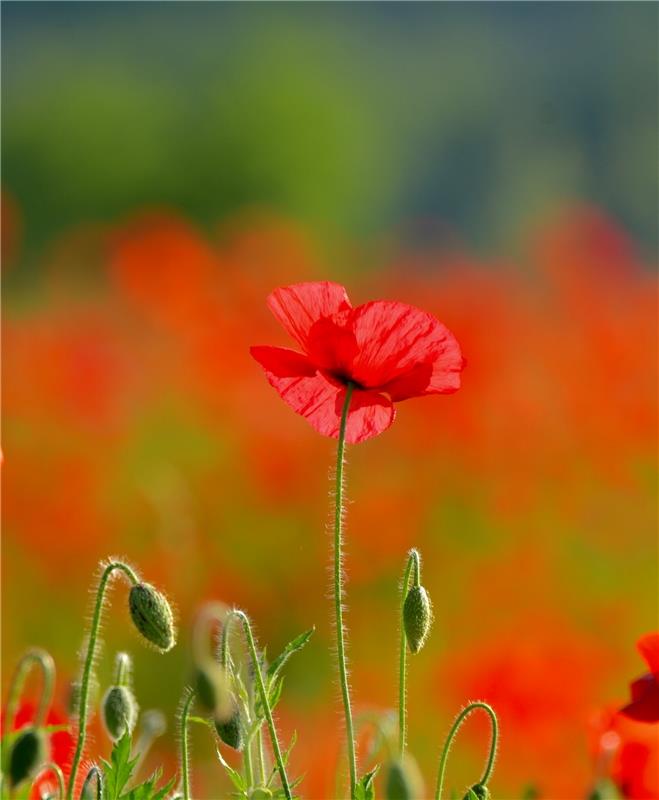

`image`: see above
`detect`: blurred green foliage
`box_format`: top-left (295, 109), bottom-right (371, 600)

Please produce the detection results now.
top-left (2, 2), bottom-right (657, 255)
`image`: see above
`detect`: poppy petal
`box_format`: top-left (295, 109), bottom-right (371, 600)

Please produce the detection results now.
top-left (251, 355), bottom-right (394, 443)
top-left (620, 677), bottom-right (659, 722)
top-left (637, 633), bottom-right (659, 675)
top-left (267, 282), bottom-right (352, 351)
top-left (250, 345), bottom-right (317, 378)
top-left (347, 300), bottom-right (463, 390)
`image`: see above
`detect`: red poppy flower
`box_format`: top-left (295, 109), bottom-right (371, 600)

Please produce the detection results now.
top-left (620, 632), bottom-right (659, 723)
top-left (250, 282), bottom-right (463, 443)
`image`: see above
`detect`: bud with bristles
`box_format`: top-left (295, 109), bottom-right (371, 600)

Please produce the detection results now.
top-left (8, 727), bottom-right (49, 788)
top-left (403, 585), bottom-right (432, 654)
top-left (102, 685), bottom-right (139, 741)
top-left (128, 582), bottom-right (176, 652)
top-left (385, 754), bottom-right (424, 800)
top-left (214, 705), bottom-right (243, 751)
top-left (463, 785), bottom-right (490, 800)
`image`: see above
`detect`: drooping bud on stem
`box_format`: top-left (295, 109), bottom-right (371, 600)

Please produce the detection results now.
top-left (80, 764), bottom-right (103, 800)
top-left (8, 727), bottom-right (49, 789)
top-left (385, 753), bottom-right (425, 800)
top-left (214, 705), bottom-right (244, 752)
top-left (3, 648), bottom-right (55, 736)
top-left (463, 784), bottom-right (490, 800)
top-left (129, 582), bottom-right (176, 653)
top-left (194, 659), bottom-right (233, 720)
top-left (403, 585), bottom-right (432, 654)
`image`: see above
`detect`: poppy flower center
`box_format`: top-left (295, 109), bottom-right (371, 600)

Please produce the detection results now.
top-left (329, 370), bottom-right (365, 390)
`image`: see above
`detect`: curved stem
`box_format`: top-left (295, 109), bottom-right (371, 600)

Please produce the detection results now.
top-left (80, 765), bottom-right (103, 800)
top-left (33, 762), bottom-right (65, 800)
top-left (435, 702), bottom-right (499, 800)
top-left (398, 549), bottom-right (421, 757)
top-left (180, 688), bottom-right (196, 800)
top-left (67, 561), bottom-right (139, 800)
top-left (231, 610), bottom-right (291, 800)
top-left (3, 648), bottom-right (55, 733)
top-left (219, 610), bottom-right (236, 672)
top-left (334, 384), bottom-right (357, 799)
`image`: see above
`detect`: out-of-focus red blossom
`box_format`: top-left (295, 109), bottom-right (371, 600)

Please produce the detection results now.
top-left (251, 281), bottom-right (464, 443)
top-left (438, 618), bottom-right (617, 796)
top-left (1, 701), bottom-right (74, 800)
top-left (620, 633), bottom-right (659, 722)
top-left (590, 707), bottom-right (659, 799)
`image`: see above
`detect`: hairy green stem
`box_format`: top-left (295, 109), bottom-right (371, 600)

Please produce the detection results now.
top-left (80, 765), bottom-right (103, 800)
top-left (33, 762), bottom-right (65, 800)
top-left (67, 561), bottom-right (139, 800)
top-left (3, 648), bottom-right (55, 734)
top-left (398, 549), bottom-right (421, 758)
top-left (435, 702), bottom-right (499, 800)
top-left (232, 610), bottom-right (291, 800)
top-left (180, 688), bottom-right (196, 800)
top-left (334, 384), bottom-right (357, 799)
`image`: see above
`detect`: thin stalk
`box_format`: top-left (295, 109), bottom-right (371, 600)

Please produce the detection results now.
top-left (232, 610), bottom-right (291, 800)
top-left (3, 648), bottom-right (55, 733)
top-left (435, 702), bottom-right (499, 800)
top-left (334, 384), bottom-right (357, 799)
top-left (80, 765), bottom-right (103, 800)
top-left (243, 737), bottom-right (254, 788)
top-left (180, 688), bottom-right (196, 800)
top-left (114, 653), bottom-right (131, 687)
top-left (398, 549), bottom-right (421, 758)
top-left (256, 728), bottom-right (267, 785)
top-left (32, 762), bottom-right (65, 800)
top-left (67, 561), bottom-right (139, 800)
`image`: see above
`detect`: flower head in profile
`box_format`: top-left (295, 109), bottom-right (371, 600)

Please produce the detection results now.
top-left (250, 282), bottom-right (464, 443)
top-left (620, 632), bottom-right (659, 723)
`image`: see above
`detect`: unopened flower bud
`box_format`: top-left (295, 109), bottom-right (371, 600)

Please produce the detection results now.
top-left (194, 660), bottom-right (232, 719)
top-left (403, 585), bottom-right (432, 654)
top-left (463, 785), bottom-right (490, 800)
top-left (8, 727), bottom-right (49, 788)
top-left (128, 582), bottom-right (176, 652)
top-left (214, 705), bottom-right (243, 751)
top-left (385, 754), bottom-right (424, 800)
top-left (586, 779), bottom-right (622, 800)
top-left (249, 790), bottom-right (273, 799)
top-left (102, 685), bottom-right (139, 741)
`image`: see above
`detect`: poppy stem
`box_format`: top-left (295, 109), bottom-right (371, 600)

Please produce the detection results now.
top-left (230, 609), bottom-right (292, 800)
top-left (3, 647), bottom-right (55, 735)
top-left (398, 548), bottom-right (421, 758)
top-left (67, 560), bottom-right (139, 800)
top-left (179, 687), bottom-right (196, 800)
top-left (334, 383), bottom-right (357, 799)
top-left (434, 701), bottom-right (499, 800)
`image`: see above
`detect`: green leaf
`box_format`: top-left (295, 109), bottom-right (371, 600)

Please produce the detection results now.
top-left (354, 765), bottom-right (380, 800)
top-left (266, 628), bottom-right (314, 682)
top-left (102, 732), bottom-right (138, 800)
top-left (121, 770), bottom-right (176, 800)
top-left (215, 746), bottom-right (247, 793)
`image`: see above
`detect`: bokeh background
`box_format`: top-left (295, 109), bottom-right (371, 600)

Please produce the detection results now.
top-left (2, 3), bottom-right (658, 799)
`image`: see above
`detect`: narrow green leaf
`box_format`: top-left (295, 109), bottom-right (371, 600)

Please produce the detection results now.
top-left (215, 746), bottom-right (247, 792)
top-left (266, 628), bottom-right (314, 682)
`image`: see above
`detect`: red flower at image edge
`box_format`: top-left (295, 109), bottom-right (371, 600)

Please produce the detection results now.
top-left (250, 282), bottom-right (464, 443)
top-left (620, 632), bottom-right (659, 723)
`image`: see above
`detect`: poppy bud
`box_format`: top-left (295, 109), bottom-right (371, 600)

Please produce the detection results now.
top-left (403, 585), bottom-right (432, 654)
top-left (586, 779), bottom-right (621, 800)
top-left (249, 790), bottom-right (273, 799)
top-left (102, 685), bottom-right (139, 741)
top-left (462, 785), bottom-right (490, 800)
top-left (385, 754), bottom-right (424, 800)
top-left (128, 582), bottom-right (176, 652)
top-left (214, 706), bottom-right (243, 751)
top-left (8, 727), bottom-right (49, 788)
top-left (193, 659), bottom-right (232, 719)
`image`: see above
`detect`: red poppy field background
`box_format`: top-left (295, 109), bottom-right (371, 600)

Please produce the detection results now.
top-left (2, 4), bottom-right (658, 799)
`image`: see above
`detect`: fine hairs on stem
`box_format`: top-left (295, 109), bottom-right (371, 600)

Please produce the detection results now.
top-left (179, 687), bottom-right (196, 800)
top-left (80, 765), bottom-right (104, 800)
top-left (435, 701), bottom-right (499, 800)
top-left (398, 549), bottom-right (421, 758)
top-left (225, 609), bottom-right (292, 800)
top-left (67, 560), bottom-right (140, 800)
top-left (3, 648), bottom-right (55, 735)
top-left (333, 384), bottom-right (357, 799)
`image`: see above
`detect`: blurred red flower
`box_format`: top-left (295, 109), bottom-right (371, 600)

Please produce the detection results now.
top-left (250, 281), bottom-right (464, 443)
top-left (620, 632), bottom-right (659, 723)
